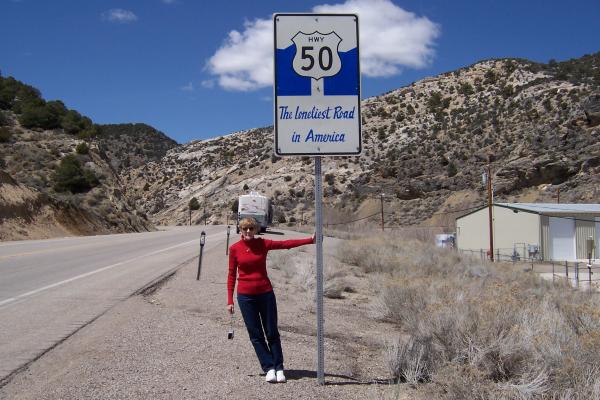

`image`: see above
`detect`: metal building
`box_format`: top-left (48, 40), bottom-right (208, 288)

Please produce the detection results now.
top-left (456, 203), bottom-right (600, 261)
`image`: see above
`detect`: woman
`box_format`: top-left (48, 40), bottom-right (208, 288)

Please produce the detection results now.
top-left (227, 217), bottom-right (314, 383)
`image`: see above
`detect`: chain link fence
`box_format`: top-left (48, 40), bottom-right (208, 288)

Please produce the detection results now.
top-left (459, 248), bottom-right (600, 291)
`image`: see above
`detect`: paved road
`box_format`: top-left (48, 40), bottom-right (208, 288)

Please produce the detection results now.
top-left (0, 225), bottom-right (230, 384)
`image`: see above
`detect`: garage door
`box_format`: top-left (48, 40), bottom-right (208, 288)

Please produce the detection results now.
top-left (594, 217), bottom-right (600, 258)
top-left (549, 217), bottom-right (576, 261)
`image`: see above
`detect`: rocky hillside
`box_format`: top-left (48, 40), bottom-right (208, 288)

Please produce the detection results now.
top-left (121, 52), bottom-right (600, 230)
top-left (97, 123), bottom-right (177, 172)
top-left (0, 117), bottom-right (154, 240)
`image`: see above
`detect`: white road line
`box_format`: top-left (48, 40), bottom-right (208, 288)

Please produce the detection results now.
top-left (0, 238), bottom-right (199, 308)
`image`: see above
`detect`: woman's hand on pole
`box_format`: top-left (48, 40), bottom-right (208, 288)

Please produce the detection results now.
top-left (227, 304), bottom-right (234, 314)
top-left (312, 232), bottom-right (317, 243)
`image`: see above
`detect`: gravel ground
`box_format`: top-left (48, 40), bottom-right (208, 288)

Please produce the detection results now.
top-left (0, 231), bottom-right (413, 399)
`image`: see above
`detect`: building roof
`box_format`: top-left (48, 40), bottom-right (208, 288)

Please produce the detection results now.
top-left (496, 203), bottom-right (600, 214)
top-left (456, 203), bottom-right (600, 220)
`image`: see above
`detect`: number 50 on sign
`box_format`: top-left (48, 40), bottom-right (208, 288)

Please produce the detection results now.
top-left (274, 14), bottom-right (362, 156)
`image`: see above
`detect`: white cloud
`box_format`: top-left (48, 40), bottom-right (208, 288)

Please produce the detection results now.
top-left (314, 0), bottom-right (439, 76)
top-left (207, 18), bottom-right (273, 91)
top-left (102, 9), bottom-right (138, 23)
top-left (205, 0), bottom-right (439, 91)
top-left (201, 80), bottom-right (216, 89)
top-left (181, 82), bottom-right (194, 92)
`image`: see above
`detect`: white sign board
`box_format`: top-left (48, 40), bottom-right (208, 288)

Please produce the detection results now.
top-left (274, 14), bottom-right (361, 156)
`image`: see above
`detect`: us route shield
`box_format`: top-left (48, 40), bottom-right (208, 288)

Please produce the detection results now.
top-left (292, 31), bottom-right (342, 80)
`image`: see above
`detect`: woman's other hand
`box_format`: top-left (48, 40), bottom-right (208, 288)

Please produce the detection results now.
top-left (227, 304), bottom-right (234, 314)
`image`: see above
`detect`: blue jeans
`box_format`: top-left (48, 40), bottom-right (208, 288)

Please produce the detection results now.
top-left (237, 290), bottom-right (283, 372)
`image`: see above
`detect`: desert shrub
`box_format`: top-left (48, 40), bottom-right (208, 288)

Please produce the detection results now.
top-left (0, 110), bottom-right (8, 126)
top-left (324, 173), bottom-right (335, 185)
top-left (75, 142), bottom-right (89, 154)
top-left (268, 250), bottom-right (350, 305)
top-left (342, 233), bottom-right (600, 398)
top-left (447, 162), bottom-right (457, 177)
top-left (0, 127), bottom-right (12, 142)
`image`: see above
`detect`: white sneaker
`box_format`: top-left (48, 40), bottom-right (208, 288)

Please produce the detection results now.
top-left (276, 370), bottom-right (286, 383)
top-left (265, 369), bottom-right (277, 383)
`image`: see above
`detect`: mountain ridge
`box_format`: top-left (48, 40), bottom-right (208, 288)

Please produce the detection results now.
top-left (120, 53), bottom-right (600, 230)
top-left (1, 52), bottom-right (599, 239)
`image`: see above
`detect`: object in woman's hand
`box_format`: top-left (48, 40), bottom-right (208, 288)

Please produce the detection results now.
top-left (228, 329), bottom-right (234, 340)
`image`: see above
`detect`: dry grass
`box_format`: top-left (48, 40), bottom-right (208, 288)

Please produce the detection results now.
top-left (338, 232), bottom-right (600, 400)
top-left (268, 248), bottom-right (353, 309)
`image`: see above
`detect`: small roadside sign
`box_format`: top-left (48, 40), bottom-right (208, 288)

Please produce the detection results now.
top-left (274, 14), bottom-right (361, 156)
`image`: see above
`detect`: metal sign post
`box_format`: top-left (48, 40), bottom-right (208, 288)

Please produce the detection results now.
top-left (196, 231), bottom-right (206, 281)
top-left (226, 225), bottom-right (231, 255)
top-left (274, 13), bottom-right (361, 386)
top-left (314, 156), bottom-right (324, 385)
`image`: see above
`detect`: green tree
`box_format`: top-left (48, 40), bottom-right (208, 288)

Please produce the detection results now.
top-left (53, 154), bottom-right (99, 193)
top-left (189, 197), bottom-right (200, 211)
top-left (19, 101), bottom-right (65, 130)
top-left (61, 110), bottom-right (86, 134)
top-left (78, 124), bottom-right (99, 139)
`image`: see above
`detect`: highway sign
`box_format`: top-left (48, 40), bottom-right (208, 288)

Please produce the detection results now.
top-left (274, 14), bottom-right (361, 156)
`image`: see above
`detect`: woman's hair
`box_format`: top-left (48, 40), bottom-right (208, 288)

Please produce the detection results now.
top-left (239, 217), bottom-right (258, 231)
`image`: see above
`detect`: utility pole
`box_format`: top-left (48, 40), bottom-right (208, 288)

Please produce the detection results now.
top-left (487, 164), bottom-right (494, 262)
top-left (557, 187), bottom-right (560, 204)
top-left (380, 192), bottom-right (385, 232)
top-left (204, 204), bottom-right (207, 226)
top-left (189, 208), bottom-right (191, 226)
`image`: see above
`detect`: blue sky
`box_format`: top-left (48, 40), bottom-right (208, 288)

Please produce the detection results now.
top-left (1, 0), bottom-right (599, 144)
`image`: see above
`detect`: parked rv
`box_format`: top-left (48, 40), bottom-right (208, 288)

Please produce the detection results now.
top-left (237, 191), bottom-right (273, 233)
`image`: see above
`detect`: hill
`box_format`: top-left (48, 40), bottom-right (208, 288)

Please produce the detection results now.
top-left (121, 52), bottom-right (600, 230)
top-left (97, 123), bottom-right (177, 172)
top-left (2, 52), bottom-right (599, 238)
top-left (0, 75), bottom-right (176, 240)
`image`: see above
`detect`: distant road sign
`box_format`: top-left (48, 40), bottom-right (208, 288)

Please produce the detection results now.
top-left (274, 14), bottom-right (361, 156)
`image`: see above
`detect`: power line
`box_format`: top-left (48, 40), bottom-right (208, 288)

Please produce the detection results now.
top-left (325, 211), bottom-right (380, 226)
top-left (429, 204), bottom-right (487, 216)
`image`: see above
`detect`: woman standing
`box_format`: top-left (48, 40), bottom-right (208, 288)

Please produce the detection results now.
top-left (227, 217), bottom-right (314, 383)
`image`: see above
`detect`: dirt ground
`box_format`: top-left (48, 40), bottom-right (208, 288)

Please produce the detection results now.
top-left (0, 231), bottom-right (415, 400)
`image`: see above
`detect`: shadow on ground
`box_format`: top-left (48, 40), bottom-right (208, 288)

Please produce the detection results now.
top-left (281, 369), bottom-right (390, 386)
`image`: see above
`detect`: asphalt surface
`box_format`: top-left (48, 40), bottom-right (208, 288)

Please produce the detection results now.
top-left (0, 225), bottom-right (224, 384)
top-left (0, 228), bottom-right (401, 400)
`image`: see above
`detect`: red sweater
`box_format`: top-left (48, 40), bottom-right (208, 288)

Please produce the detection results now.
top-left (227, 236), bottom-right (314, 305)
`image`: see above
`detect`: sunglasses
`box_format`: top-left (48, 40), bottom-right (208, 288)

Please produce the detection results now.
top-left (241, 227), bottom-right (255, 232)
